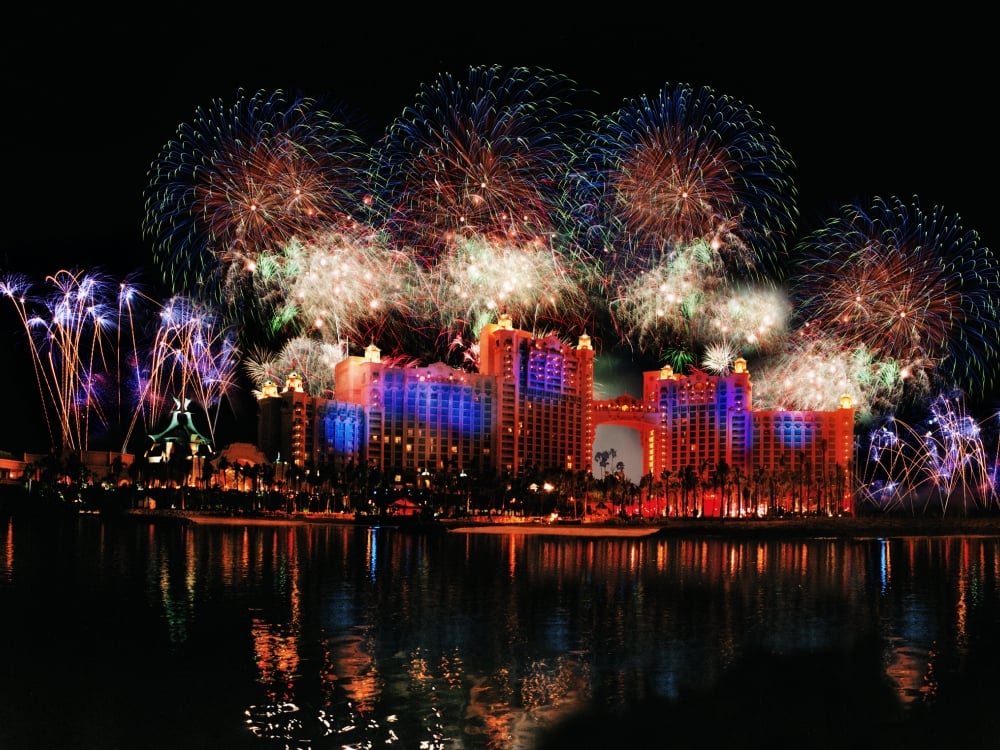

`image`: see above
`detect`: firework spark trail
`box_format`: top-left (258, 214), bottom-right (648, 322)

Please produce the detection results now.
top-left (244, 336), bottom-right (349, 398)
top-left (277, 227), bottom-right (425, 350)
top-left (135, 296), bottom-right (240, 446)
top-left (422, 235), bottom-right (593, 349)
top-left (578, 81), bottom-right (798, 280)
top-left (116, 278), bottom-right (151, 436)
top-left (0, 273), bottom-right (64, 448)
top-left (856, 389), bottom-right (999, 514)
top-left (375, 65), bottom-right (592, 268)
top-left (790, 195), bottom-right (1000, 401)
top-left (0, 270), bottom-right (154, 452)
top-left (609, 240), bottom-right (790, 359)
top-left (143, 88), bottom-right (375, 338)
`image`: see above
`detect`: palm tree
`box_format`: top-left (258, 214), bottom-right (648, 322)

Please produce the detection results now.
top-left (614, 460), bottom-right (627, 517)
top-left (594, 449), bottom-right (617, 508)
top-left (731, 464), bottom-right (746, 517)
top-left (697, 459), bottom-right (713, 517)
top-left (681, 464), bottom-right (698, 517)
top-left (751, 465), bottom-right (768, 516)
top-left (594, 448), bottom-right (617, 480)
top-left (659, 469), bottom-right (673, 517)
top-left (715, 459), bottom-right (731, 517)
top-left (834, 464), bottom-right (850, 516)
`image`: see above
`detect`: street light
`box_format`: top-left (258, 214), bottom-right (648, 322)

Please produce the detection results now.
top-left (459, 469), bottom-right (469, 514)
top-left (543, 482), bottom-right (555, 520)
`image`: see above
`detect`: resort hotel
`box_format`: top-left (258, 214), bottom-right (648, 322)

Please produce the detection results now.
top-left (256, 315), bottom-right (855, 517)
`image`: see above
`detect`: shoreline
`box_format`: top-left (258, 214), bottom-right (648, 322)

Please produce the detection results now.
top-left (106, 509), bottom-right (1000, 539)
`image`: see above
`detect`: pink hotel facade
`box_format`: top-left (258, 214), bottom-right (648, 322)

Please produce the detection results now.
top-left (257, 315), bottom-right (855, 516)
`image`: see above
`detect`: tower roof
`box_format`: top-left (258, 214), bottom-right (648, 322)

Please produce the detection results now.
top-left (148, 398), bottom-right (213, 454)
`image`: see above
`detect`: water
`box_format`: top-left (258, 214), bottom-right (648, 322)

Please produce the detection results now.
top-left (2, 514), bottom-right (1000, 749)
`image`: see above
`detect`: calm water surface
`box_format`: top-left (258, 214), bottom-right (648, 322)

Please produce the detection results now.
top-left (2, 514), bottom-right (1000, 749)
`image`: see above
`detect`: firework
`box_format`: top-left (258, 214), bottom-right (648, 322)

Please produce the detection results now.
top-left (420, 235), bottom-right (594, 352)
top-left (609, 239), bottom-right (790, 359)
top-left (856, 388), bottom-right (999, 514)
top-left (749, 335), bottom-right (906, 421)
top-left (374, 65), bottom-right (591, 266)
top-left (13, 68), bottom-right (1000, 479)
top-left (790, 195), bottom-right (1000, 400)
top-left (244, 336), bottom-right (349, 398)
top-left (701, 340), bottom-right (741, 376)
top-left (137, 296), bottom-right (241, 445)
top-left (142, 88), bottom-right (375, 334)
top-left (0, 269), bottom-right (156, 451)
top-left (276, 227), bottom-right (424, 351)
top-left (579, 82), bottom-right (798, 279)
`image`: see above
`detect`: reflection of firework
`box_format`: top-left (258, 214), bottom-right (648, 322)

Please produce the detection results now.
top-left (375, 65), bottom-right (589, 266)
top-left (856, 389), bottom-right (999, 514)
top-left (791, 195), bottom-right (1000, 400)
top-left (580, 82), bottom-right (797, 279)
top-left (610, 239), bottom-right (790, 357)
top-left (143, 89), bottom-right (373, 333)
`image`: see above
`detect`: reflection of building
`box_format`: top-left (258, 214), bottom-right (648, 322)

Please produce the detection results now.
top-left (256, 318), bottom-right (854, 515)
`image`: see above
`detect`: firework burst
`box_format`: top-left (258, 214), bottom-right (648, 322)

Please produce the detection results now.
top-left (609, 239), bottom-right (790, 359)
top-left (374, 65), bottom-right (591, 266)
top-left (790, 195), bottom-right (1000, 400)
top-left (143, 89), bottom-right (374, 336)
top-left (749, 335), bottom-right (906, 421)
top-left (701, 340), bottom-right (741, 375)
top-left (244, 336), bottom-right (349, 398)
top-left (579, 82), bottom-right (798, 279)
top-left (420, 235), bottom-right (593, 352)
top-left (856, 388), bottom-right (999, 514)
top-left (276, 227), bottom-right (424, 352)
top-left (0, 270), bottom-right (156, 451)
top-left (138, 296), bottom-right (241, 445)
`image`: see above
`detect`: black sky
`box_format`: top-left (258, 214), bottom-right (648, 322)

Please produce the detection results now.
top-left (0, 9), bottom-right (994, 453)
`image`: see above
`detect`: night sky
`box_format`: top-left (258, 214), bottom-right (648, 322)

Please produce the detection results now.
top-left (1, 9), bottom-right (993, 456)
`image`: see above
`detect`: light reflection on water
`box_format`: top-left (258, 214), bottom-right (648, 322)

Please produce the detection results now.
top-left (2, 516), bottom-right (1000, 749)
